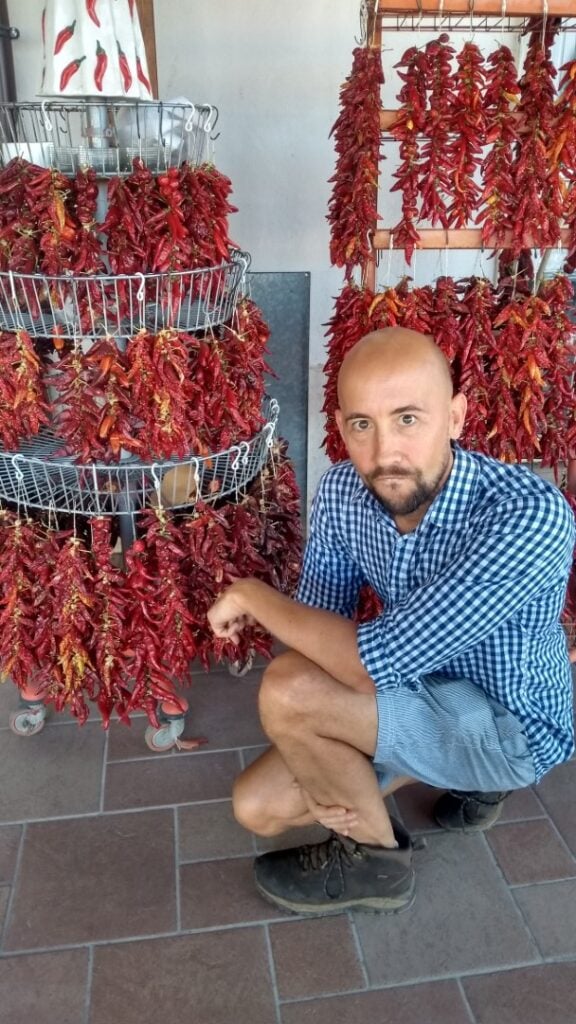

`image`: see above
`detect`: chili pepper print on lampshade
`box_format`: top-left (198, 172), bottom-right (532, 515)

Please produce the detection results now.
top-left (40, 0), bottom-right (153, 98)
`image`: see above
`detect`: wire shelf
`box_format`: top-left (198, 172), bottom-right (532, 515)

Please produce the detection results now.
top-left (0, 401), bottom-right (279, 517)
top-left (0, 100), bottom-right (219, 175)
top-left (376, 13), bottom-right (576, 30)
top-left (0, 251), bottom-right (250, 339)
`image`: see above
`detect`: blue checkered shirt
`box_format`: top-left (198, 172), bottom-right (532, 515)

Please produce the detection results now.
top-left (297, 446), bottom-right (575, 783)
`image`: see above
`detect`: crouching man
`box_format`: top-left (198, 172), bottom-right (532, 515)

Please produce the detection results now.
top-left (207, 328), bottom-right (575, 916)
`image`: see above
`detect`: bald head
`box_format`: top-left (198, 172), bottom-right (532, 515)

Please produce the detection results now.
top-left (335, 327), bottom-right (467, 528)
top-left (338, 328), bottom-right (453, 406)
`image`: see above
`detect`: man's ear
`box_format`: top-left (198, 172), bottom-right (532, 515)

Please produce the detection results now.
top-left (450, 391), bottom-right (467, 440)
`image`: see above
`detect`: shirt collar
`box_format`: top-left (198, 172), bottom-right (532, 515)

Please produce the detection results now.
top-left (350, 444), bottom-right (479, 530)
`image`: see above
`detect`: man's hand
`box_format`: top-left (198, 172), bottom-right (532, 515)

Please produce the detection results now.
top-left (294, 781), bottom-right (359, 836)
top-left (207, 583), bottom-right (256, 644)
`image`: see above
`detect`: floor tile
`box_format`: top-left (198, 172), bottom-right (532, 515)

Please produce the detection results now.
top-left (0, 826), bottom-right (21, 883)
top-left (354, 833), bottom-right (539, 985)
top-left (0, 723), bottom-right (105, 823)
top-left (462, 962), bottom-right (576, 1024)
top-left (184, 670), bottom-right (267, 749)
top-left (106, 714), bottom-right (178, 761)
top-left (536, 761), bottom-right (576, 855)
top-left (280, 981), bottom-right (472, 1024)
top-left (90, 928), bottom-right (276, 1024)
top-left (0, 948), bottom-right (89, 1024)
top-left (4, 810), bottom-right (176, 950)
top-left (178, 800), bottom-right (254, 860)
top-left (270, 916), bottom-right (365, 1000)
top-left (104, 749), bottom-right (239, 810)
top-left (392, 783), bottom-right (444, 832)
top-left (180, 856), bottom-right (287, 928)
top-left (513, 879), bottom-right (576, 957)
top-left (487, 820), bottom-right (576, 885)
top-left (499, 787), bottom-right (547, 822)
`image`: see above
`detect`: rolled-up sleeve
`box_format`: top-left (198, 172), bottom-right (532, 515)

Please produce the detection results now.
top-left (357, 492), bottom-right (575, 690)
top-left (296, 488), bottom-right (363, 619)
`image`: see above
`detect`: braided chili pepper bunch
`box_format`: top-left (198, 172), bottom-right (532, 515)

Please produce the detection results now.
top-left (476, 47), bottom-right (520, 247)
top-left (396, 277), bottom-right (434, 334)
top-left (125, 328), bottom-right (199, 459)
top-left (0, 159), bottom-right (40, 278)
top-left (37, 533), bottom-right (97, 723)
top-left (90, 517), bottom-right (132, 728)
top-left (508, 18), bottom-right (563, 256)
top-left (390, 46), bottom-right (428, 264)
top-left (54, 338), bottom-right (138, 462)
top-left (0, 513), bottom-right (44, 689)
top-left (0, 329), bottom-right (50, 448)
top-left (121, 536), bottom-right (186, 724)
top-left (139, 508), bottom-right (197, 683)
top-left (327, 46), bottom-right (384, 277)
top-left (418, 35), bottom-right (457, 229)
top-left (553, 57), bottom-right (576, 274)
top-left (180, 164), bottom-right (238, 270)
top-left (28, 167), bottom-right (79, 277)
top-left (446, 42), bottom-right (486, 228)
top-left (537, 275), bottom-right (576, 465)
top-left (455, 278), bottom-right (498, 454)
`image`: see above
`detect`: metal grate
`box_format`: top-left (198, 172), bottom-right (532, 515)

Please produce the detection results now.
top-left (0, 100), bottom-right (219, 175)
top-left (0, 400), bottom-right (279, 516)
top-left (376, 13), bottom-right (576, 30)
top-left (0, 251), bottom-right (250, 339)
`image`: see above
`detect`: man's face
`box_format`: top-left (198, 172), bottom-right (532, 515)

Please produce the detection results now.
top-left (335, 359), bottom-right (465, 525)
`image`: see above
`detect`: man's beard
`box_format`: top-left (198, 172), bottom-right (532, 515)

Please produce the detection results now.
top-left (365, 455), bottom-right (450, 517)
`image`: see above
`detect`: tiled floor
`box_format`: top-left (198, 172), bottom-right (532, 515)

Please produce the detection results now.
top-left (1, 664), bottom-right (576, 1024)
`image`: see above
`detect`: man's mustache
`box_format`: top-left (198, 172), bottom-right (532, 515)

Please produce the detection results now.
top-left (369, 467), bottom-right (414, 481)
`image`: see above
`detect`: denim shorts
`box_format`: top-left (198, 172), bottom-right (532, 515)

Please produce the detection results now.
top-left (373, 674), bottom-right (537, 792)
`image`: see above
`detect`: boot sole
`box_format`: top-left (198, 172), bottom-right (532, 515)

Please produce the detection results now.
top-left (254, 879), bottom-right (416, 917)
top-left (434, 811), bottom-right (503, 833)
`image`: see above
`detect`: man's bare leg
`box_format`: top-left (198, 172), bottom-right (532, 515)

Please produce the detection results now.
top-left (249, 650), bottom-right (404, 848)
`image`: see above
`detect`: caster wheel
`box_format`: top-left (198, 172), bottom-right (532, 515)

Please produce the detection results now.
top-left (144, 724), bottom-right (179, 751)
top-left (9, 708), bottom-right (46, 736)
top-left (228, 654), bottom-right (254, 678)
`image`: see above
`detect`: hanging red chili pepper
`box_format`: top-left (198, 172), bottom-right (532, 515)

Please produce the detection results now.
top-left (94, 41), bottom-right (108, 93)
top-left (136, 56), bottom-right (152, 94)
top-left (446, 42), bottom-right (486, 228)
top-left (86, 0), bottom-right (101, 28)
top-left (390, 46), bottom-right (428, 264)
top-left (116, 40), bottom-right (133, 93)
top-left (59, 56), bottom-right (86, 92)
top-left (54, 20), bottom-right (76, 55)
top-left (476, 46), bottom-right (520, 247)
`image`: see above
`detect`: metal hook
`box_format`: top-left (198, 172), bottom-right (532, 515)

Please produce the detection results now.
top-left (239, 441), bottom-right (250, 466)
top-left (541, 0), bottom-right (549, 47)
top-left (269, 398), bottom-right (280, 423)
top-left (230, 445), bottom-right (242, 473)
top-left (40, 100), bottom-right (53, 133)
top-left (190, 457), bottom-right (200, 494)
top-left (135, 272), bottom-right (146, 304)
top-left (151, 463), bottom-right (163, 506)
top-left (416, 0), bottom-right (424, 31)
top-left (184, 102), bottom-right (196, 132)
top-left (11, 454), bottom-right (25, 484)
top-left (468, 0), bottom-right (476, 40)
top-left (264, 421), bottom-right (276, 449)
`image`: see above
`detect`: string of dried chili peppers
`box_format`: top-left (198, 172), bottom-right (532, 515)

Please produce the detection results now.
top-left (390, 46), bottom-right (428, 264)
top-left (0, 329), bottom-right (50, 448)
top-left (476, 46), bottom-right (520, 247)
top-left (327, 46), bottom-right (383, 277)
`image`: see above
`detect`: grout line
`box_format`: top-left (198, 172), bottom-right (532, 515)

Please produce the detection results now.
top-left (347, 911), bottom-right (370, 989)
top-left (0, 798), bottom-right (236, 827)
top-left (457, 976), bottom-right (479, 1024)
top-left (84, 945), bottom-right (94, 1024)
top-left (0, 822), bottom-right (27, 953)
top-left (263, 924), bottom-right (283, 1024)
top-left (509, 876), bottom-right (576, 890)
top-left (480, 832), bottom-right (544, 961)
top-left (180, 851), bottom-right (257, 865)
top-left (107, 743), bottom-right (262, 765)
top-left (174, 808), bottom-right (181, 932)
top-left (99, 729), bottom-right (109, 814)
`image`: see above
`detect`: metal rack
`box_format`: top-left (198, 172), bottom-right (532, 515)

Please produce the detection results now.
top-left (0, 99), bottom-right (219, 175)
top-left (0, 251), bottom-right (249, 339)
top-left (0, 399), bottom-right (278, 517)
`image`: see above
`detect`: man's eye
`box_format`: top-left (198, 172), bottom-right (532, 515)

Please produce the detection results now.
top-left (352, 419), bottom-right (370, 431)
top-left (400, 414), bottom-right (416, 426)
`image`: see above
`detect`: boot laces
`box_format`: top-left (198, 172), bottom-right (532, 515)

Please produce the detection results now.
top-left (297, 833), bottom-right (359, 875)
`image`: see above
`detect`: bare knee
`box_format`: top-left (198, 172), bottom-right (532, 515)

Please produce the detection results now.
top-left (232, 771), bottom-right (292, 837)
top-left (259, 652), bottom-right (316, 738)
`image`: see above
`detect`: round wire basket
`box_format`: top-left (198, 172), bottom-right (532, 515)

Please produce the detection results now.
top-left (0, 400), bottom-right (279, 517)
top-left (0, 251), bottom-right (250, 339)
top-left (0, 100), bottom-right (218, 176)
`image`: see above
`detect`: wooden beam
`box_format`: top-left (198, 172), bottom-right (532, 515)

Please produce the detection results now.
top-left (135, 0), bottom-right (158, 99)
top-left (378, 0), bottom-right (574, 14)
top-left (374, 228), bottom-right (573, 249)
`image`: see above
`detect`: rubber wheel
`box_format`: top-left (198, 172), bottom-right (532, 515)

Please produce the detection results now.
top-left (9, 709), bottom-right (46, 737)
top-left (144, 724), bottom-right (177, 752)
top-left (228, 654), bottom-right (254, 678)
